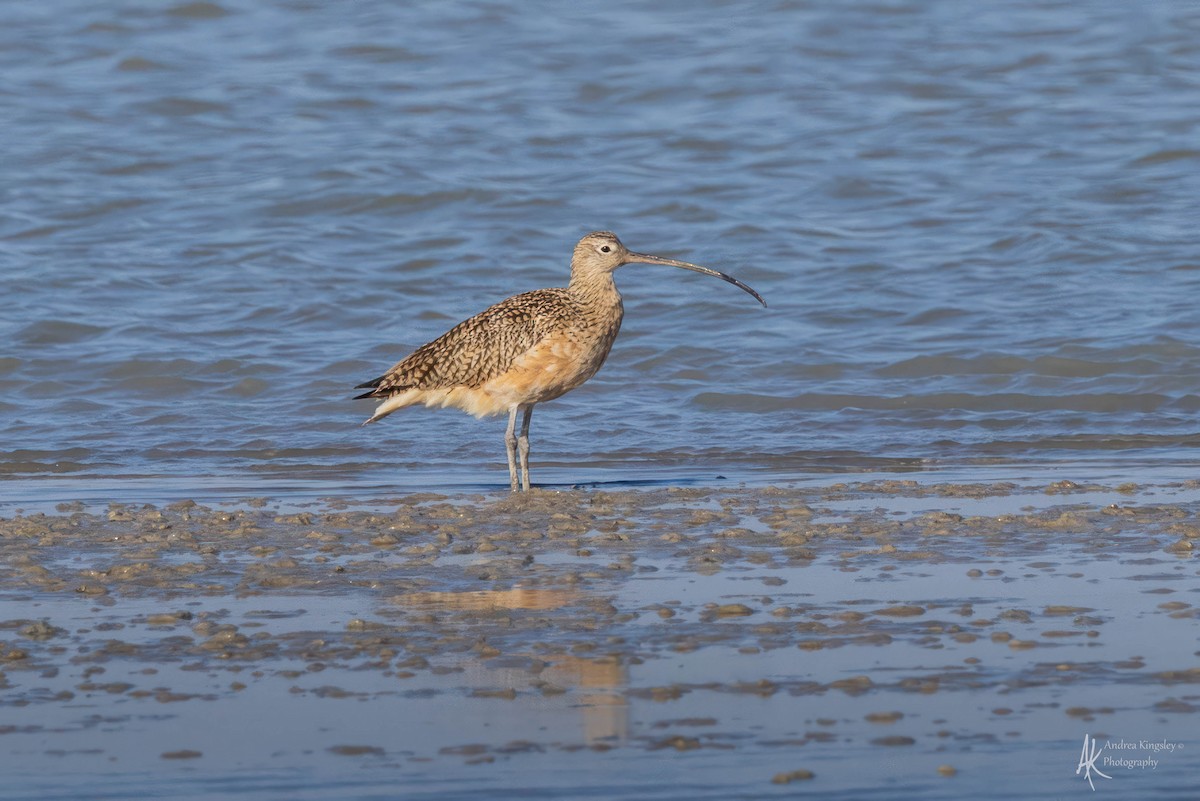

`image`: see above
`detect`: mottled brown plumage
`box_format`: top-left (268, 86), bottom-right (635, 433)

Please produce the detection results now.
top-left (356, 288), bottom-right (592, 401)
top-left (355, 231), bottom-right (765, 491)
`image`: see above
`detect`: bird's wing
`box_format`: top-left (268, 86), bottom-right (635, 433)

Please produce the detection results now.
top-left (355, 289), bottom-right (575, 396)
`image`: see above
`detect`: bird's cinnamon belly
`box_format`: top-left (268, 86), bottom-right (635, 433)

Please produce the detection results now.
top-left (477, 330), bottom-right (616, 410)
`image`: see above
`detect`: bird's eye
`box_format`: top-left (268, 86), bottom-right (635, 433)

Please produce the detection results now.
top-left (600, 245), bottom-right (611, 253)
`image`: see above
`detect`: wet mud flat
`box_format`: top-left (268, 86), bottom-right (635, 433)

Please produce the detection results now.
top-left (1, 478), bottom-right (1198, 800)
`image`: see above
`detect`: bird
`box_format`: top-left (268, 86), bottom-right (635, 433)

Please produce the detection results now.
top-left (354, 231), bottom-right (766, 492)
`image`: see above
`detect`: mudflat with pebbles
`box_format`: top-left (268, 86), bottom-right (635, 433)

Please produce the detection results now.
top-left (1, 479), bottom-right (1197, 799)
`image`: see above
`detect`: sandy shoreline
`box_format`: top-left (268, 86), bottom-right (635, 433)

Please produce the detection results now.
top-left (2, 479), bottom-right (1198, 798)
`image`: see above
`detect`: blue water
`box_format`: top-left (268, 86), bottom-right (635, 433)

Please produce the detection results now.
top-left (4, 1), bottom-right (1200, 496)
top-left (8, 4), bottom-right (1200, 797)
top-left (7, 9), bottom-right (1200, 798)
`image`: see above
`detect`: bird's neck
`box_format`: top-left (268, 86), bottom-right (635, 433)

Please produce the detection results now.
top-left (567, 269), bottom-right (622, 311)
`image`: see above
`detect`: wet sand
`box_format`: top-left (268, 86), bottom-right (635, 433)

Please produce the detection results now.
top-left (2, 478), bottom-right (1198, 799)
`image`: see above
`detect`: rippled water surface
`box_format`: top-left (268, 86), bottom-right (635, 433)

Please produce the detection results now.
top-left (4, 3), bottom-right (1200, 491)
top-left (4, 3), bottom-right (1200, 800)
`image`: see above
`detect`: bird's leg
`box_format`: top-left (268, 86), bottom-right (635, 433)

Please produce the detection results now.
top-left (504, 405), bottom-right (520, 492)
top-left (517, 405), bottom-right (534, 492)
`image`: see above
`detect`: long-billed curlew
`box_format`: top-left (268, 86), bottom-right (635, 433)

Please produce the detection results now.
top-left (354, 231), bottom-right (766, 491)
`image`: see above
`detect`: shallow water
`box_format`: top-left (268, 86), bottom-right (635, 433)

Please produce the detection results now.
top-left (2, 480), bottom-right (1198, 800)
top-left (3, 3), bottom-right (1200, 798)
top-left (4, 1), bottom-right (1200, 493)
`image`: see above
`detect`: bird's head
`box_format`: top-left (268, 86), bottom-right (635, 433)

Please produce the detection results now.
top-left (570, 231), bottom-right (767, 307)
top-left (571, 231), bottom-right (630, 274)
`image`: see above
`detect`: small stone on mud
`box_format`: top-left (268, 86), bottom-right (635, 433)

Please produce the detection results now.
top-left (328, 744), bottom-right (385, 756)
top-left (652, 735), bottom-right (702, 751)
top-left (712, 603), bottom-right (754, 617)
top-left (1043, 605), bottom-right (1093, 616)
top-left (871, 736), bottom-right (916, 746)
top-left (161, 749), bottom-right (203, 760)
top-left (874, 605), bottom-right (925, 617)
top-left (18, 621), bottom-right (65, 640)
top-left (771, 769), bottom-right (814, 783)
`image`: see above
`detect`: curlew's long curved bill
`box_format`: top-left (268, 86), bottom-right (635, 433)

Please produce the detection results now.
top-left (627, 252), bottom-right (767, 307)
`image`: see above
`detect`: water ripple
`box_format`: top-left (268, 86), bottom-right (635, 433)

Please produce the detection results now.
top-left (3, 0), bottom-right (1200, 487)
